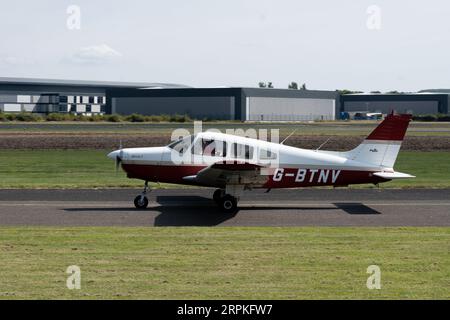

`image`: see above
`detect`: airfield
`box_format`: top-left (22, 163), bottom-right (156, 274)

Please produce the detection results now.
top-left (0, 120), bottom-right (449, 299)
top-left (0, 189), bottom-right (449, 227)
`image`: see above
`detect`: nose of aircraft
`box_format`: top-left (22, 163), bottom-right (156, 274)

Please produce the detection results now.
top-left (107, 150), bottom-right (120, 160)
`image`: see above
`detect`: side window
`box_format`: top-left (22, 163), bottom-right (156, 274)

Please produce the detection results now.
top-left (259, 148), bottom-right (277, 160)
top-left (204, 140), bottom-right (227, 157)
top-left (231, 143), bottom-right (254, 160)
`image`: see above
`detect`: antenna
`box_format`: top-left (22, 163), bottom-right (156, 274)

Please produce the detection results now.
top-left (316, 137), bottom-right (331, 151)
top-left (280, 129), bottom-right (297, 145)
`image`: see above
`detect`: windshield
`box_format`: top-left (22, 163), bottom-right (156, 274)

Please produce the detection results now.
top-left (168, 135), bottom-right (194, 155)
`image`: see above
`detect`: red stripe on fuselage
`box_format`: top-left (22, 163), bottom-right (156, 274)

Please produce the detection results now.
top-left (121, 164), bottom-right (387, 188)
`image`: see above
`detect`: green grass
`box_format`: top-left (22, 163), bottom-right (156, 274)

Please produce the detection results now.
top-left (386, 151), bottom-right (450, 188)
top-left (0, 149), bottom-right (140, 188)
top-left (0, 227), bottom-right (448, 299)
top-left (0, 150), bottom-right (449, 189)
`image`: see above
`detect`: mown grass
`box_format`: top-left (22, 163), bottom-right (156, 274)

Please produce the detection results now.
top-left (0, 150), bottom-right (448, 189)
top-left (0, 227), bottom-right (448, 299)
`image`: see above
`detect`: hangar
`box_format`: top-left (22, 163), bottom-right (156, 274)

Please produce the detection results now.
top-left (0, 77), bottom-right (339, 121)
top-left (341, 92), bottom-right (449, 115)
top-left (107, 87), bottom-right (340, 121)
top-left (2, 77), bottom-right (449, 121)
top-left (0, 77), bottom-right (186, 115)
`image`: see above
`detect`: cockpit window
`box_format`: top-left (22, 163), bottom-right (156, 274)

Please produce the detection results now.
top-left (192, 138), bottom-right (227, 157)
top-left (168, 135), bottom-right (193, 155)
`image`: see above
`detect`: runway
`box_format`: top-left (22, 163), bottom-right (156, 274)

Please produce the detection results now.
top-left (0, 189), bottom-right (449, 227)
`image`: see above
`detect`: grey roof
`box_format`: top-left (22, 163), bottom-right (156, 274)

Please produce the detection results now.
top-left (418, 89), bottom-right (450, 94)
top-left (0, 77), bottom-right (190, 89)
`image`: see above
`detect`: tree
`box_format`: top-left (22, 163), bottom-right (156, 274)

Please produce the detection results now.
top-left (300, 83), bottom-right (307, 90)
top-left (258, 82), bottom-right (274, 88)
top-left (288, 82), bottom-right (299, 90)
top-left (337, 89), bottom-right (363, 95)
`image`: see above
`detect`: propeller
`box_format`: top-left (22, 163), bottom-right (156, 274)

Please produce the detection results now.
top-left (115, 154), bottom-right (122, 173)
top-left (115, 140), bottom-right (123, 173)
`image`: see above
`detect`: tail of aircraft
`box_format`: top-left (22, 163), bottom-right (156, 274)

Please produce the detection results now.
top-left (343, 113), bottom-right (412, 169)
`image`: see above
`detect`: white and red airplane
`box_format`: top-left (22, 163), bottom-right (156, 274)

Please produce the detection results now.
top-left (108, 113), bottom-right (414, 212)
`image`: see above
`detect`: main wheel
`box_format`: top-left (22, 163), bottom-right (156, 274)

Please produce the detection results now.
top-left (134, 195), bottom-right (149, 209)
top-left (218, 195), bottom-right (238, 213)
top-left (213, 189), bottom-right (224, 203)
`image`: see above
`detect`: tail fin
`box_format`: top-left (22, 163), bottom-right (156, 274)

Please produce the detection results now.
top-left (344, 113), bottom-right (412, 169)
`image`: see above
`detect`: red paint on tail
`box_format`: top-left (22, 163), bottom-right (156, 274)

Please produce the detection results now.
top-left (366, 113), bottom-right (412, 141)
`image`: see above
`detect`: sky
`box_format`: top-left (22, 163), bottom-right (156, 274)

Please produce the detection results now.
top-left (0, 0), bottom-right (449, 92)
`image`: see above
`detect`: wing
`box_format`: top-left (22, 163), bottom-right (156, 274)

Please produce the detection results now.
top-left (183, 161), bottom-right (270, 188)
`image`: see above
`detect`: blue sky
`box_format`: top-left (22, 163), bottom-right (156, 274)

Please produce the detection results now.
top-left (1, 0), bottom-right (449, 91)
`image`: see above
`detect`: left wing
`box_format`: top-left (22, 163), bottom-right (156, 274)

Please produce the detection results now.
top-left (183, 161), bottom-right (270, 188)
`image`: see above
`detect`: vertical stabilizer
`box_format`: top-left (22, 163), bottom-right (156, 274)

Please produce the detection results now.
top-left (344, 113), bottom-right (412, 169)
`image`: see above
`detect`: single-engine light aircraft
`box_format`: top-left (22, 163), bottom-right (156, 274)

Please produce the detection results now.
top-left (108, 113), bottom-right (414, 212)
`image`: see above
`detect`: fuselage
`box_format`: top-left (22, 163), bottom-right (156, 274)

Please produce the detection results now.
top-left (108, 132), bottom-right (389, 189)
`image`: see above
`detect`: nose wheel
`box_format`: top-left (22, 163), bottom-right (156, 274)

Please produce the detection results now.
top-left (134, 181), bottom-right (150, 209)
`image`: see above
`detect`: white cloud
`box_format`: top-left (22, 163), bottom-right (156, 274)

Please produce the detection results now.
top-left (66, 44), bottom-right (122, 64)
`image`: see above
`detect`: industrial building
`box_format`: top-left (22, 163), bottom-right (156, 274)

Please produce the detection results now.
top-left (1, 77), bottom-right (449, 121)
top-left (0, 77), bottom-right (340, 121)
top-left (341, 93), bottom-right (449, 115)
top-left (0, 77), bottom-right (186, 115)
top-left (107, 87), bottom-right (340, 121)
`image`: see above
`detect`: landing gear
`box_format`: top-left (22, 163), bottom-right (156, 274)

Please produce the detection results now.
top-left (213, 189), bottom-right (224, 203)
top-left (213, 189), bottom-right (238, 213)
top-left (134, 181), bottom-right (150, 209)
top-left (219, 195), bottom-right (238, 213)
top-left (134, 195), bottom-right (148, 209)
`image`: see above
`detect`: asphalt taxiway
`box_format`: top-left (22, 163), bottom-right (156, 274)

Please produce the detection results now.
top-left (0, 189), bottom-right (449, 227)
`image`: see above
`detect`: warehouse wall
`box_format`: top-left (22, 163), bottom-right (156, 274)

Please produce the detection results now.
top-left (343, 101), bottom-right (439, 114)
top-left (0, 91), bottom-right (105, 114)
top-left (246, 97), bottom-right (335, 121)
top-left (111, 96), bottom-right (235, 120)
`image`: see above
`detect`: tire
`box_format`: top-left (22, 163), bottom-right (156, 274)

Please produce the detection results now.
top-left (218, 195), bottom-right (238, 213)
top-left (213, 189), bottom-right (224, 203)
top-left (134, 195), bottom-right (149, 209)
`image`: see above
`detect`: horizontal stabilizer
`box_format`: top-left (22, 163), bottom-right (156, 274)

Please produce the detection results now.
top-left (182, 175), bottom-right (197, 182)
top-left (373, 171), bottom-right (415, 179)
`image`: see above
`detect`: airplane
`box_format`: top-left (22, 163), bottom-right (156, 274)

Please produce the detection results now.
top-left (107, 113), bottom-right (414, 213)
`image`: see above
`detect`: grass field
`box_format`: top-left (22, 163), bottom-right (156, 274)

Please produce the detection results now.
top-left (0, 227), bottom-right (448, 299)
top-left (0, 150), bottom-right (449, 189)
